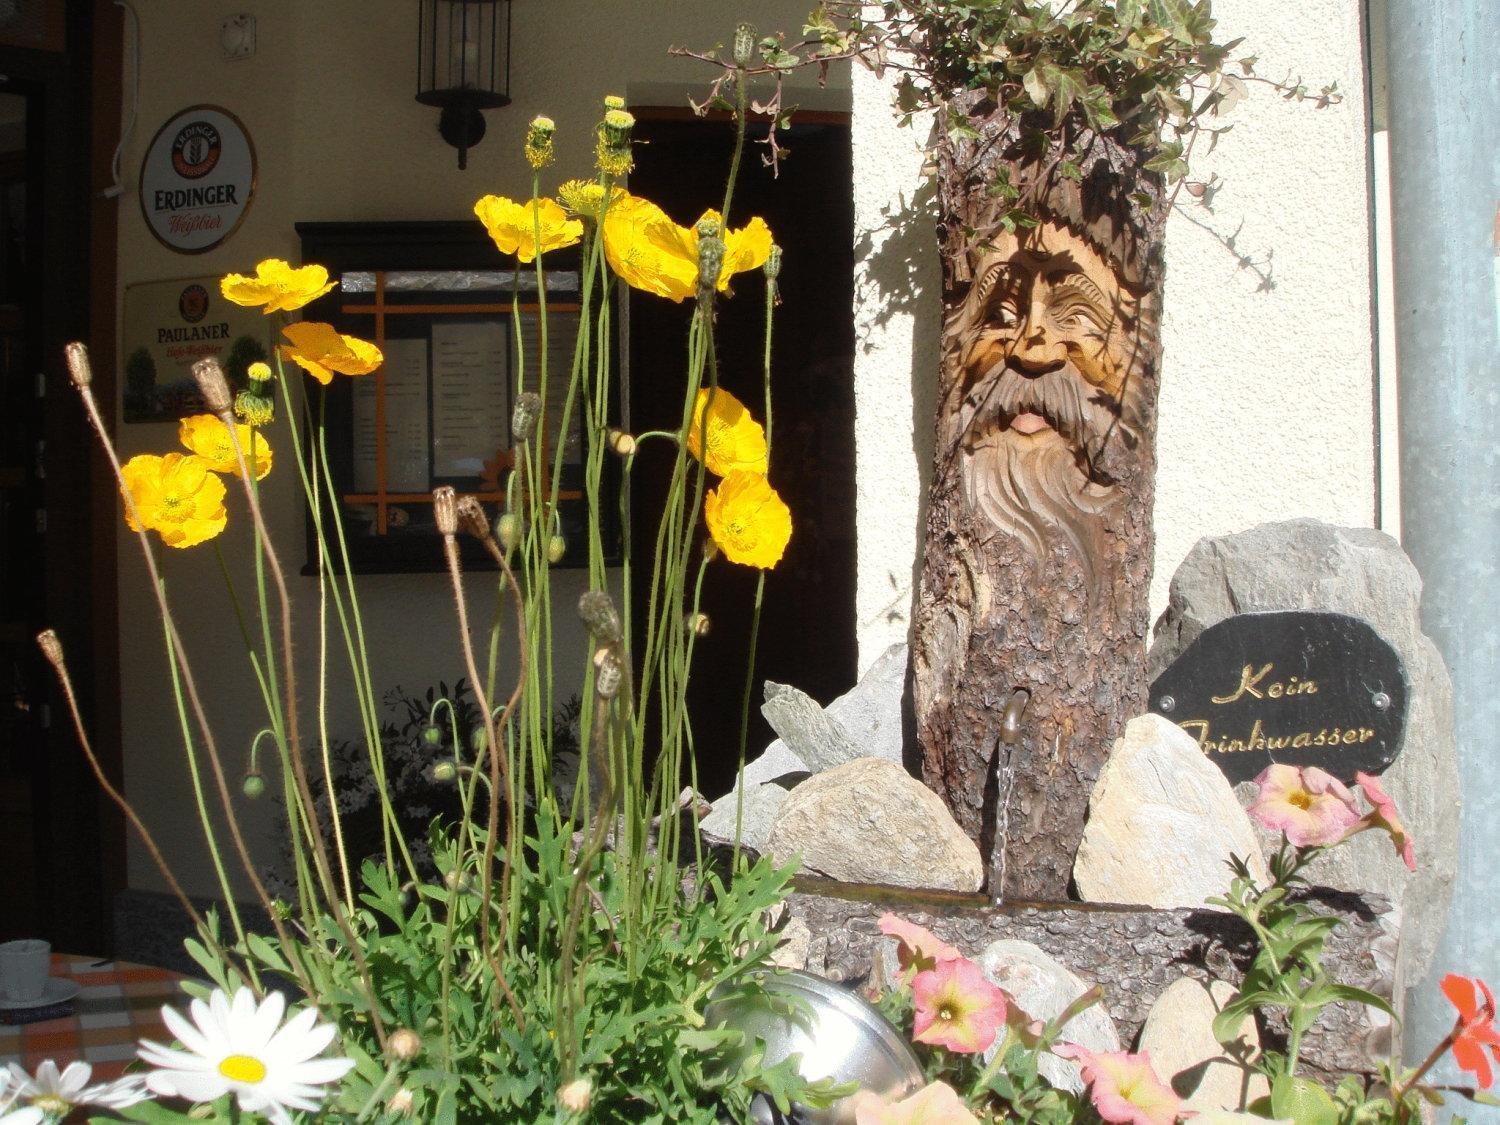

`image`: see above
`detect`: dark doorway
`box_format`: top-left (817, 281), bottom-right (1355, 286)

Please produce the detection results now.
top-left (0, 2), bottom-right (120, 955)
top-left (626, 110), bottom-right (857, 799)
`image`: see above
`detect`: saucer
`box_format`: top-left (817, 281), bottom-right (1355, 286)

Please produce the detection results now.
top-left (0, 977), bottom-right (82, 1010)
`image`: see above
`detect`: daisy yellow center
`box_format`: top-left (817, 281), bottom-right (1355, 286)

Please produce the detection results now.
top-left (219, 1054), bottom-right (268, 1084)
top-left (34, 1094), bottom-right (72, 1114)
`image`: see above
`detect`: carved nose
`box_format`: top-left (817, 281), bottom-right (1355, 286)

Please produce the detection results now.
top-left (1009, 328), bottom-right (1066, 376)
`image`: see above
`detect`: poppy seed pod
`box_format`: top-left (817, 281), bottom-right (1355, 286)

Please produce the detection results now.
top-left (525, 116), bottom-right (556, 170)
top-left (64, 341), bottom-right (93, 387)
top-left (593, 649), bottom-right (622, 699)
top-left (234, 390), bottom-right (275, 428)
top-left (192, 357), bottom-right (235, 416)
top-left (764, 243), bottom-right (783, 281)
top-left (455, 494), bottom-right (491, 542)
top-left (432, 486), bottom-right (459, 535)
top-left (603, 94), bottom-right (626, 111)
top-left (697, 234), bottom-right (725, 294)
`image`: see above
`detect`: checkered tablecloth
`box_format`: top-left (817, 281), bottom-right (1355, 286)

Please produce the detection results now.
top-left (0, 954), bottom-right (191, 1081)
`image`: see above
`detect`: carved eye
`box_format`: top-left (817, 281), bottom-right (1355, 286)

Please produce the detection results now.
top-left (1051, 300), bottom-right (1106, 334)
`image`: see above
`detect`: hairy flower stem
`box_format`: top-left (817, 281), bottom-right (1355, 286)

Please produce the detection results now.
top-left (35, 630), bottom-right (209, 940)
top-left (65, 344), bottom-right (309, 1002)
top-left (209, 381), bottom-right (388, 1048)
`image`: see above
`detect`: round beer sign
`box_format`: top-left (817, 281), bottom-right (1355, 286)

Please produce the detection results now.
top-left (139, 105), bottom-right (256, 254)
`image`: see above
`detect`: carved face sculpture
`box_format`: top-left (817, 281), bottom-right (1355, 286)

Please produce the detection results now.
top-left (946, 220), bottom-right (1154, 573)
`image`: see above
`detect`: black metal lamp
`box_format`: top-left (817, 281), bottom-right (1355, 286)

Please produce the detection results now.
top-left (416, 0), bottom-right (512, 170)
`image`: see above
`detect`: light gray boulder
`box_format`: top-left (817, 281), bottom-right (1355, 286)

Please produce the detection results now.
top-left (1149, 519), bottom-right (1458, 987)
top-left (766, 758), bottom-right (983, 891)
top-left (1136, 977), bottom-right (1268, 1112)
top-left (698, 782), bottom-right (789, 852)
top-left (977, 940), bottom-right (1121, 1093)
top-left (1074, 714), bottom-right (1269, 909)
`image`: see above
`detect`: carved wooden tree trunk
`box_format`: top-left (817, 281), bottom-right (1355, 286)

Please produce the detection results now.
top-left (913, 94), bottom-right (1167, 900)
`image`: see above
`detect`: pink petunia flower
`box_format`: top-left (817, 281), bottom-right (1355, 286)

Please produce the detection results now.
top-left (910, 958), bottom-right (1007, 1055)
top-left (1352, 771), bottom-right (1416, 871)
top-left (878, 913), bottom-right (962, 979)
top-left (1055, 1044), bottom-right (1183, 1125)
top-left (1248, 764), bottom-right (1361, 848)
top-left (851, 1080), bottom-right (980, 1124)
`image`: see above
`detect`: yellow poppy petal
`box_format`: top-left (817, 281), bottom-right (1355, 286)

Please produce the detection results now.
top-left (704, 470), bottom-right (791, 569)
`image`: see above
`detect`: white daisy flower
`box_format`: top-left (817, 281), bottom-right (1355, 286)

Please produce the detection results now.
top-left (138, 987), bottom-right (354, 1125)
top-left (1, 1060), bottom-right (148, 1117)
top-left (0, 1086), bottom-right (43, 1125)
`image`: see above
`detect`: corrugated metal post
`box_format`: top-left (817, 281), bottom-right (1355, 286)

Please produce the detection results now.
top-left (1383, 0), bottom-right (1500, 1104)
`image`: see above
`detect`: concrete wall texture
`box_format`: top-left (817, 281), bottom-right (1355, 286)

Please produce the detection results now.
top-left (111, 0), bottom-right (1381, 899)
top-left (852, 0), bottom-right (1381, 671)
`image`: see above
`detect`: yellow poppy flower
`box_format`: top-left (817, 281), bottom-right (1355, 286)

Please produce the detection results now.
top-left (278, 322), bottom-right (384, 385)
top-left (602, 195), bottom-right (774, 303)
top-left (473, 195), bottom-right (583, 263)
top-left (220, 259), bottom-right (337, 315)
top-left (687, 388), bottom-right (768, 477)
top-left (557, 179), bottom-right (625, 221)
top-left (704, 470), bottom-right (792, 569)
top-left (178, 413), bottom-right (273, 480)
top-left (120, 453), bottom-right (228, 549)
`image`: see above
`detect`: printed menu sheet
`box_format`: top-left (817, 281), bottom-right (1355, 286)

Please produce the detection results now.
top-left (432, 321), bottom-right (509, 478)
top-left (353, 336), bottom-right (429, 493)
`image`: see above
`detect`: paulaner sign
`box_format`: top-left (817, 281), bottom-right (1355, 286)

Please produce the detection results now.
top-left (1148, 610), bottom-right (1409, 785)
top-left (139, 105), bottom-right (256, 254)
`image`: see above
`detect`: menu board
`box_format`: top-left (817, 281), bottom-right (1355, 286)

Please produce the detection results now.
top-left (352, 337), bottom-right (429, 493)
top-left (431, 321), bottom-right (509, 479)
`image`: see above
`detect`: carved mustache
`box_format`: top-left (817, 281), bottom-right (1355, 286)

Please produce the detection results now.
top-left (969, 360), bottom-right (1122, 470)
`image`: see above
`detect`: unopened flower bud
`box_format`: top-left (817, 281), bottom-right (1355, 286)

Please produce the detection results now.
top-left (607, 429), bottom-right (636, 457)
top-left (431, 759), bottom-right (457, 783)
top-left (559, 1077), bottom-right (593, 1114)
top-left (764, 243), bottom-right (783, 281)
top-left (577, 590), bottom-right (622, 643)
top-left (470, 725), bottom-right (491, 756)
top-left (192, 357), bottom-right (234, 415)
top-left (701, 538), bottom-right (720, 563)
top-left (512, 392), bottom-right (542, 442)
top-left (432, 486), bottom-right (459, 535)
top-left (241, 772), bottom-right (266, 800)
top-left (603, 94), bottom-right (626, 111)
top-left (247, 360), bottom-right (273, 385)
top-left (387, 1088), bottom-right (415, 1117)
top-left (387, 1028), bottom-right (423, 1061)
top-left (592, 649), bottom-right (622, 699)
top-left (444, 869), bottom-right (472, 893)
top-left (733, 24), bottom-right (756, 66)
top-left (685, 612), bottom-right (711, 637)
top-left (547, 534), bottom-right (567, 564)
top-left (495, 512), bottom-right (521, 550)
top-left (64, 341), bottom-right (93, 387)
top-left (420, 723), bottom-right (444, 749)
top-left (696, 228), bottom-right (725, 293)
top-left (525, 116), bottom-right (556, 169)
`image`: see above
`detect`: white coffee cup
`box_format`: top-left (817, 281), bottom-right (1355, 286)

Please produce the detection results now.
top-left (0, 939), bottom-right (51, 1003)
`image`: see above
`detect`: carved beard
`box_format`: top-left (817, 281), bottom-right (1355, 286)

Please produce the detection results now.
top-left (958, 361), bottom-right (1133, 587)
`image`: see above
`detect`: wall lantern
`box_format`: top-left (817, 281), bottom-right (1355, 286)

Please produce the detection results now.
top-left (416, 0), bottom-right (512, 170)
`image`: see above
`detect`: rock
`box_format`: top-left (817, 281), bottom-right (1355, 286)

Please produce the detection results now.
top-left (766, 758), bottom-right (983, 891)
top-left (977, 940), bottom-right (1120, 1093)
top-left (822, 642), bottom-right (908, 763)
top-left (1137, 978), bottom-right (1268, 1112)
top-left (761, 682), bottom-right (863, 773)
top-left (1074, 714), bottom-right (1269, 909)
top-left (770, 918), bottom-right (812, 971)
top-left (699, 783), bottom-right (789, 852)
top-left (1149, 519), bottom-right (1458, 986)
top-left (741, 643), bottom-right (911, 787)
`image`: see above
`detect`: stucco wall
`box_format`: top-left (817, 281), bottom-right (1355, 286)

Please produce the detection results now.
top-left (852, 0), bottom-right (1379, 671)
top-left (111, 0), bottom-right (848, 900)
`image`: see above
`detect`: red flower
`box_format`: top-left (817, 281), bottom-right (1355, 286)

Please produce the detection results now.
top-left (1441, 974), bottom-right (1500, 1089)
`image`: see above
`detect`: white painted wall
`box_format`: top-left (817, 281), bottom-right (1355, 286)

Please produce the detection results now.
top-left (110, 0), bottom-right (848, 900)
top-left (852, 0), bottom-right (1380, 671)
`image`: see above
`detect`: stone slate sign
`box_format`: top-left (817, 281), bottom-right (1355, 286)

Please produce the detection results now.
top-left (1149, 610), bottom-right (1408, 785)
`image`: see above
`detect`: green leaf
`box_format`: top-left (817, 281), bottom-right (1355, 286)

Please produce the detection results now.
top-left (1270, 1075), bottom-right (1339, 1125)
top-left (1318, 983), bottom-right (1396, 1018)
top-left (1023, 67), bottom-right (1052, 110)
top-left (1117, 0), bottom-right (1142, 29)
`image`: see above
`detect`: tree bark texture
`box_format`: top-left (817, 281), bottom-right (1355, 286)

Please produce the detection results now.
top-left (913, 94), bottom-right (1167, 899)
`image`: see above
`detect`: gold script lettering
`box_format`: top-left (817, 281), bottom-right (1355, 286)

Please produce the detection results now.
top-left (1212, 662), bottom-right (1274, 704)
